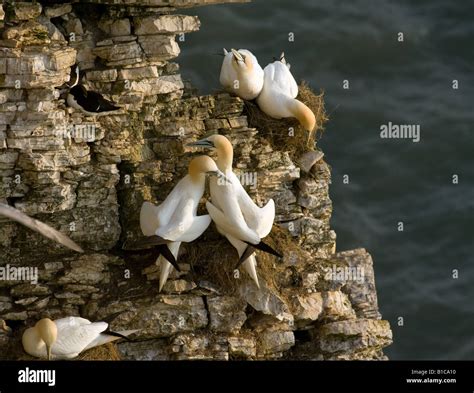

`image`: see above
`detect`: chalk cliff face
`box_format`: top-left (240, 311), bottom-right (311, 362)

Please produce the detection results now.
top-left (0, 0), bottom-right (392, 360)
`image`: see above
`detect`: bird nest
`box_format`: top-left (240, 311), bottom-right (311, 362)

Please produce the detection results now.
top-left (185, 224), bottom-right (312, 296)
top-left (244, 82), bottom-right (327, 160)
top-left (78, 342), bottom-right (122, 360)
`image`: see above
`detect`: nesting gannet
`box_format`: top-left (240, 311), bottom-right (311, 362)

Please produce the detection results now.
top-left (188, 135), bottom-right (281, 287)
top-left (256, 52), bottom-right (316, 131)
top-left (66, 65), bottom-right (120, 116)
top-left (220, 48), bottom-right (264, 100)
top-left (139, 155), bottom-right (229, 291)
top-left (22, 317), bottom-right (137, 360)
top-left (0, 203), bottom-right (83, 253)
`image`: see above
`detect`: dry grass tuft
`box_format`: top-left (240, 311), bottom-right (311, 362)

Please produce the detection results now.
top-left (185, 239), bottom-right (242, 295)
top-left (78, 342), bottom-right (122, 361)
top-left (183, 224), bottom-right (310, 295)
top-left (244, 82), bottom-right (327, 159)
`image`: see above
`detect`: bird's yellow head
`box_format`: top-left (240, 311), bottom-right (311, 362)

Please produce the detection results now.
top-left (188, 155), bottom-right (230, 183)
top-left (35, 318), bottom-right (57, 360)
top-left (187, 134), bottom-right (233, 170)
top-left (230, 49), bottom-right (254, 72)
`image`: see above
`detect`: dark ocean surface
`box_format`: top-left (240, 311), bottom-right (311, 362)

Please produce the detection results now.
top-left (178, 0), bottom-right (474, 360)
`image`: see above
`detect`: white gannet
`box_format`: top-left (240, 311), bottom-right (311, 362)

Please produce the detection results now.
top-left (22, 317), bottom-right (138, 360)
top-left (138, 155), bottom-right (229, 291)
top-left (187, 135), bottom-right (281, 287)
top-left (256, 52), bottom-right (316, 131)
top-left (219, 48), bottom-right (264, 100)
top-left (66, 65), bottom-right (120, 116)
top-left (0, 203), bottom-right (83, 253)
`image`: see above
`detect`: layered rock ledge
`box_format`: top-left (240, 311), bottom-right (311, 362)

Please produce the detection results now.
top-left (0, 0), bottom-right (392, 360)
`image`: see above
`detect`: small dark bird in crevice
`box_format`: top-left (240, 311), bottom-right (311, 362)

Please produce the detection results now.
top-left (66, 65), bottom-right (120, 116)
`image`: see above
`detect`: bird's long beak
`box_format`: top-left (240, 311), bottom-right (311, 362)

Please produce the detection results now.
top-left (187, 139), bottom-right (214, 149)
top-left (46, 344), bottom-right (52, 360)
top-left (231, 48), bottom-right (244, 62)
top-left (207, 170), bottom-right (231, 184)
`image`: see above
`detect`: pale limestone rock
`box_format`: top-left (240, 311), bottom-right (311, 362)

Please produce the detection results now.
top-left (44, 4), bottom-right (73, 19)
top-left (290, 292), bottom-right (323, 324)
top-left (162, 279), bottom-right (196, 294)
top-left (93, 41), bottom-right (143, 63)
top-left (10, 2), bottom-right (42, 21)
top-left (336, 249), bottom-right (382, 319)
top-left (302, 271), bottom-right (320, 288)
top-left (134, 15), bottom-right (200, 35)
top-left (298, 150), bottom-right (324, 173)
top-left (37, 16), bottom-right (66, 42)
top-left (118, 339), bottom-right (170, 360)
top-left (10, 284), bottom-right (50, 297)
top-left (109, 296), bottom-right (208, 339)
top-left (99, 18), bottom-right (131, 36)
top-left (257, 330), bottom-right (295, 356)
top-left (321, 291), bottom-right (356, 321)
top-left (1, 311), bottom-right (27, 320)
top-left (57, 254), bottom-right (113, 285)
top-left (138, 35), bottom-right (180, 60)
top-left (207, 295), bottom-right (247, 333)
top-left (228, 336), bottom-right (256, 358)
top-left (171, 333), bottom-right (229, 360)
top-left (238, 281), bottom-right (293, 323)
top-left (127, 75), bottom-right (183, 96)
top-left (319, 319), bottom-right (392, 355)
top-left (85, 69), bottom-right (118, 82)
top-left (0, 300), bottom-right (12, 312)
top-left (64, 17), bottom-right (83, 36)
top-left (117, 65), bottom-right (159, 80)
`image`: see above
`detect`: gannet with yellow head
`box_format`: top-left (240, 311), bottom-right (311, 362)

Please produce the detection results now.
top-left (220, 48), bottom-right (264, 100)
top-left (22, 317), bottom-right (137, 360)
top-left (188, 135), bottom-right (281, 288)
top-left (256, 52), bottom-right (316, 131)
top-left (139, 155), bottom-right (229, 291)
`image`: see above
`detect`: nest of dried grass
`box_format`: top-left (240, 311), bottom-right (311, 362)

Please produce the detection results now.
top-left (244, 82), bottom-right (327, 159)
top-left (78, 342), bottom-right (122, 361)
top-left (183, 223), bottom-right (311, 295)
top-left (185, 239), bottom-right (243, 295)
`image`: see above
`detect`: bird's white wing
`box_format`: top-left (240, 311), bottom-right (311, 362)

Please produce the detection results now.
top-left (54, 317), bottom-right (91, 330)
top-left (53, 321), bottom-right (108, 358)
top-left (176, 214), bottom-right (211, 243)
top-left (219, 53), bottom-right (237, 89)
top-left (0, 203), bottom-right (83, 253)
top-left (264, 63), bottom-right (276, 84)
top-left (229, 174), bottom-right (275, 238)
top-left (206, 201), bottom-right (260, 244)
top-left (140, 177), bottom-right (190, 236)
top-left (272, 62), bottom-right (298, 98)
top-left (83, 330), bottom-right (138, 351)
top-left (156, 197), bottom-right (195, 242)
top-left (239, 196), bottom-right (275, 239)
top-left (255, 199), bottom-right (275, 238)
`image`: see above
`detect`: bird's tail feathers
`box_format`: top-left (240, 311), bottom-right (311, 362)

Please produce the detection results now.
top-left (242, 255), bottom-right (260, 288)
